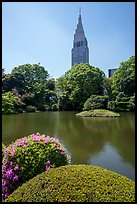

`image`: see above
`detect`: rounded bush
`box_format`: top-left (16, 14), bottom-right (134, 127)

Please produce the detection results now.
top-left (5, 165), bottom-right (135, 202)
top-left (76, 109), bottom-right (120, 117)
top-left (2, 133), bottom-right (71, 200)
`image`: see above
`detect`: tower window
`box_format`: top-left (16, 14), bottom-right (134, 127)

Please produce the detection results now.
top-left (76, 42), bottom-right (81, 47)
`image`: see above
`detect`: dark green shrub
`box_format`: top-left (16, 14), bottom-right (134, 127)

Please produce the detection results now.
top-left (128, 94), bottom-right (135, 111)
top-left (107, 101), bottom-right (116, 111)
top-left (5, 165), bottom-right (135, 202)
top-left (107, 92), bottom-right (135, 112)
top-left (115, 101), bottom-right (130, 111)
top-left (58, 93), bottom-right (73, 111)
top-left (50, 103), bottom-right (58, 111)
top-left (2, 133), bottom-right (71, 200)
top-left (83, 95), bottom-right (108, 111)
top-left (108, 101), bottom-right (130, 112)
top-left (25, 105), bottom-right (37, 112)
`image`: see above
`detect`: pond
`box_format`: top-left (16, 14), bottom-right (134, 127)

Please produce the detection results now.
top-left (2, 111), bottom-right (135, 181)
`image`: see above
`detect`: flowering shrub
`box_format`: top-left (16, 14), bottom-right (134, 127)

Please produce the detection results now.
top-left (2, 133), bottom-right (71, 200)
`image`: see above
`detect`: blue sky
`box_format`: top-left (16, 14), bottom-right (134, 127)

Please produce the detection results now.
top-left (2, 2), bottom-right (135, 78)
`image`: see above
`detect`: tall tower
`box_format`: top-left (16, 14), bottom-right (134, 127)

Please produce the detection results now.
top-left (71, 8), bottom-right (89, 66)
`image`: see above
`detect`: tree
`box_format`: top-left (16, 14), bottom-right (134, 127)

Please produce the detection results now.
top-left (2, 92), bottom-right (24, 114)
top-left (103, 77), bottom-right (114, 100)
top-left (62, 64), bottom-right (105, 110)
top-left (11, 64), bottom-right (49, 94)
top-left (112, 56), bottom-right (135, 97)
top-left (2, 64), bottom-right (58, 113)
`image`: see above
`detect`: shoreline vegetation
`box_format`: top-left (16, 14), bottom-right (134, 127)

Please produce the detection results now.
top-left (2, 56), bottom-right (135, 115)
top-left (76, 109), bottom-right (120, 117)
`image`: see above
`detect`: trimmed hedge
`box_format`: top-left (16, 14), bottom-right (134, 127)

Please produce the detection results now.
top-left (76, 109), bottom-right (120, 117)
top-left (5, 164), bottom-right (135, 202)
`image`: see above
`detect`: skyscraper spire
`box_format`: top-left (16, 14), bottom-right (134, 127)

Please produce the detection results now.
top-left (78, 7), bottom-right (82, 25)
top-left (71, 9), bottom-right (89, 66)
top-left (79, 7), bottom-right (81, 15)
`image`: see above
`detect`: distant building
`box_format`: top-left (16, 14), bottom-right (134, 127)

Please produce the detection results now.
top-left (71, 9), bottom-right (89, 66)
top-left (108, 68), bottom-right (117, 77)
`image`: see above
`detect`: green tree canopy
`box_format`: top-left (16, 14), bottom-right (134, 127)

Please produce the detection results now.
top-left (61, 64), bottom-right (105, 110)
top-left (11, 64), bottom-right (49, 94)
top-left (2, 64), bottom-right (58, 113)
top-left (111, 56), bottom-right (135, 97)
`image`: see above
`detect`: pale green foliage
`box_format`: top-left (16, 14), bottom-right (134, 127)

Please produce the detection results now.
top-left (2, 92), bottom-right (23, 114)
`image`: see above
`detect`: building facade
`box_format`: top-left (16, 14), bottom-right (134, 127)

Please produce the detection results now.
top-left (108, 68), bottom-right (117, 77)
top-left (71, 10), bottom-right (89, 66)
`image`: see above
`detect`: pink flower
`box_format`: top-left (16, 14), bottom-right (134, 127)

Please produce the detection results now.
top-left (51, 138), bottom-right (59, 143)
top-left (2, 179), bottom-right (6, 187)
top-left (43, 139), bottom-right (49, 144)
top-left (3, 192), bottom-right (9, 199)
top-left (5, 169), bottom-right (14, 179)
top-left (2, 165), bottom-right (6, 171)
top-left (14, 166), bottom-right (20, 171)
top-left (45, 160), bottom-right (50, 171)
top-left (30, 134), bottom-right (42, 142)
top-left (11, 150), bottom-right (16, 156)
top-left (16, 140), bottom-right (25, 146)
top-left (10, 161), bottom-right (13, 165)
top-left (10, 184), bottom-right (13, 189)
top-left (22, 144), bottom-right (27, 148)
top-left (13, 175), bottom-right (19, 181)
top-left (61, 151), bottom-right (65, 155)
top-left (56, 146), bottom-right (63, 151)
top-left (24, 151), bottom-right (27, 155)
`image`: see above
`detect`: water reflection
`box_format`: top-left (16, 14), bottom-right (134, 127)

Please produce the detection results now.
top-left (89, 143), bottom-right (135, 180)
top-left (2, 111), bottom-right (135, 180)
